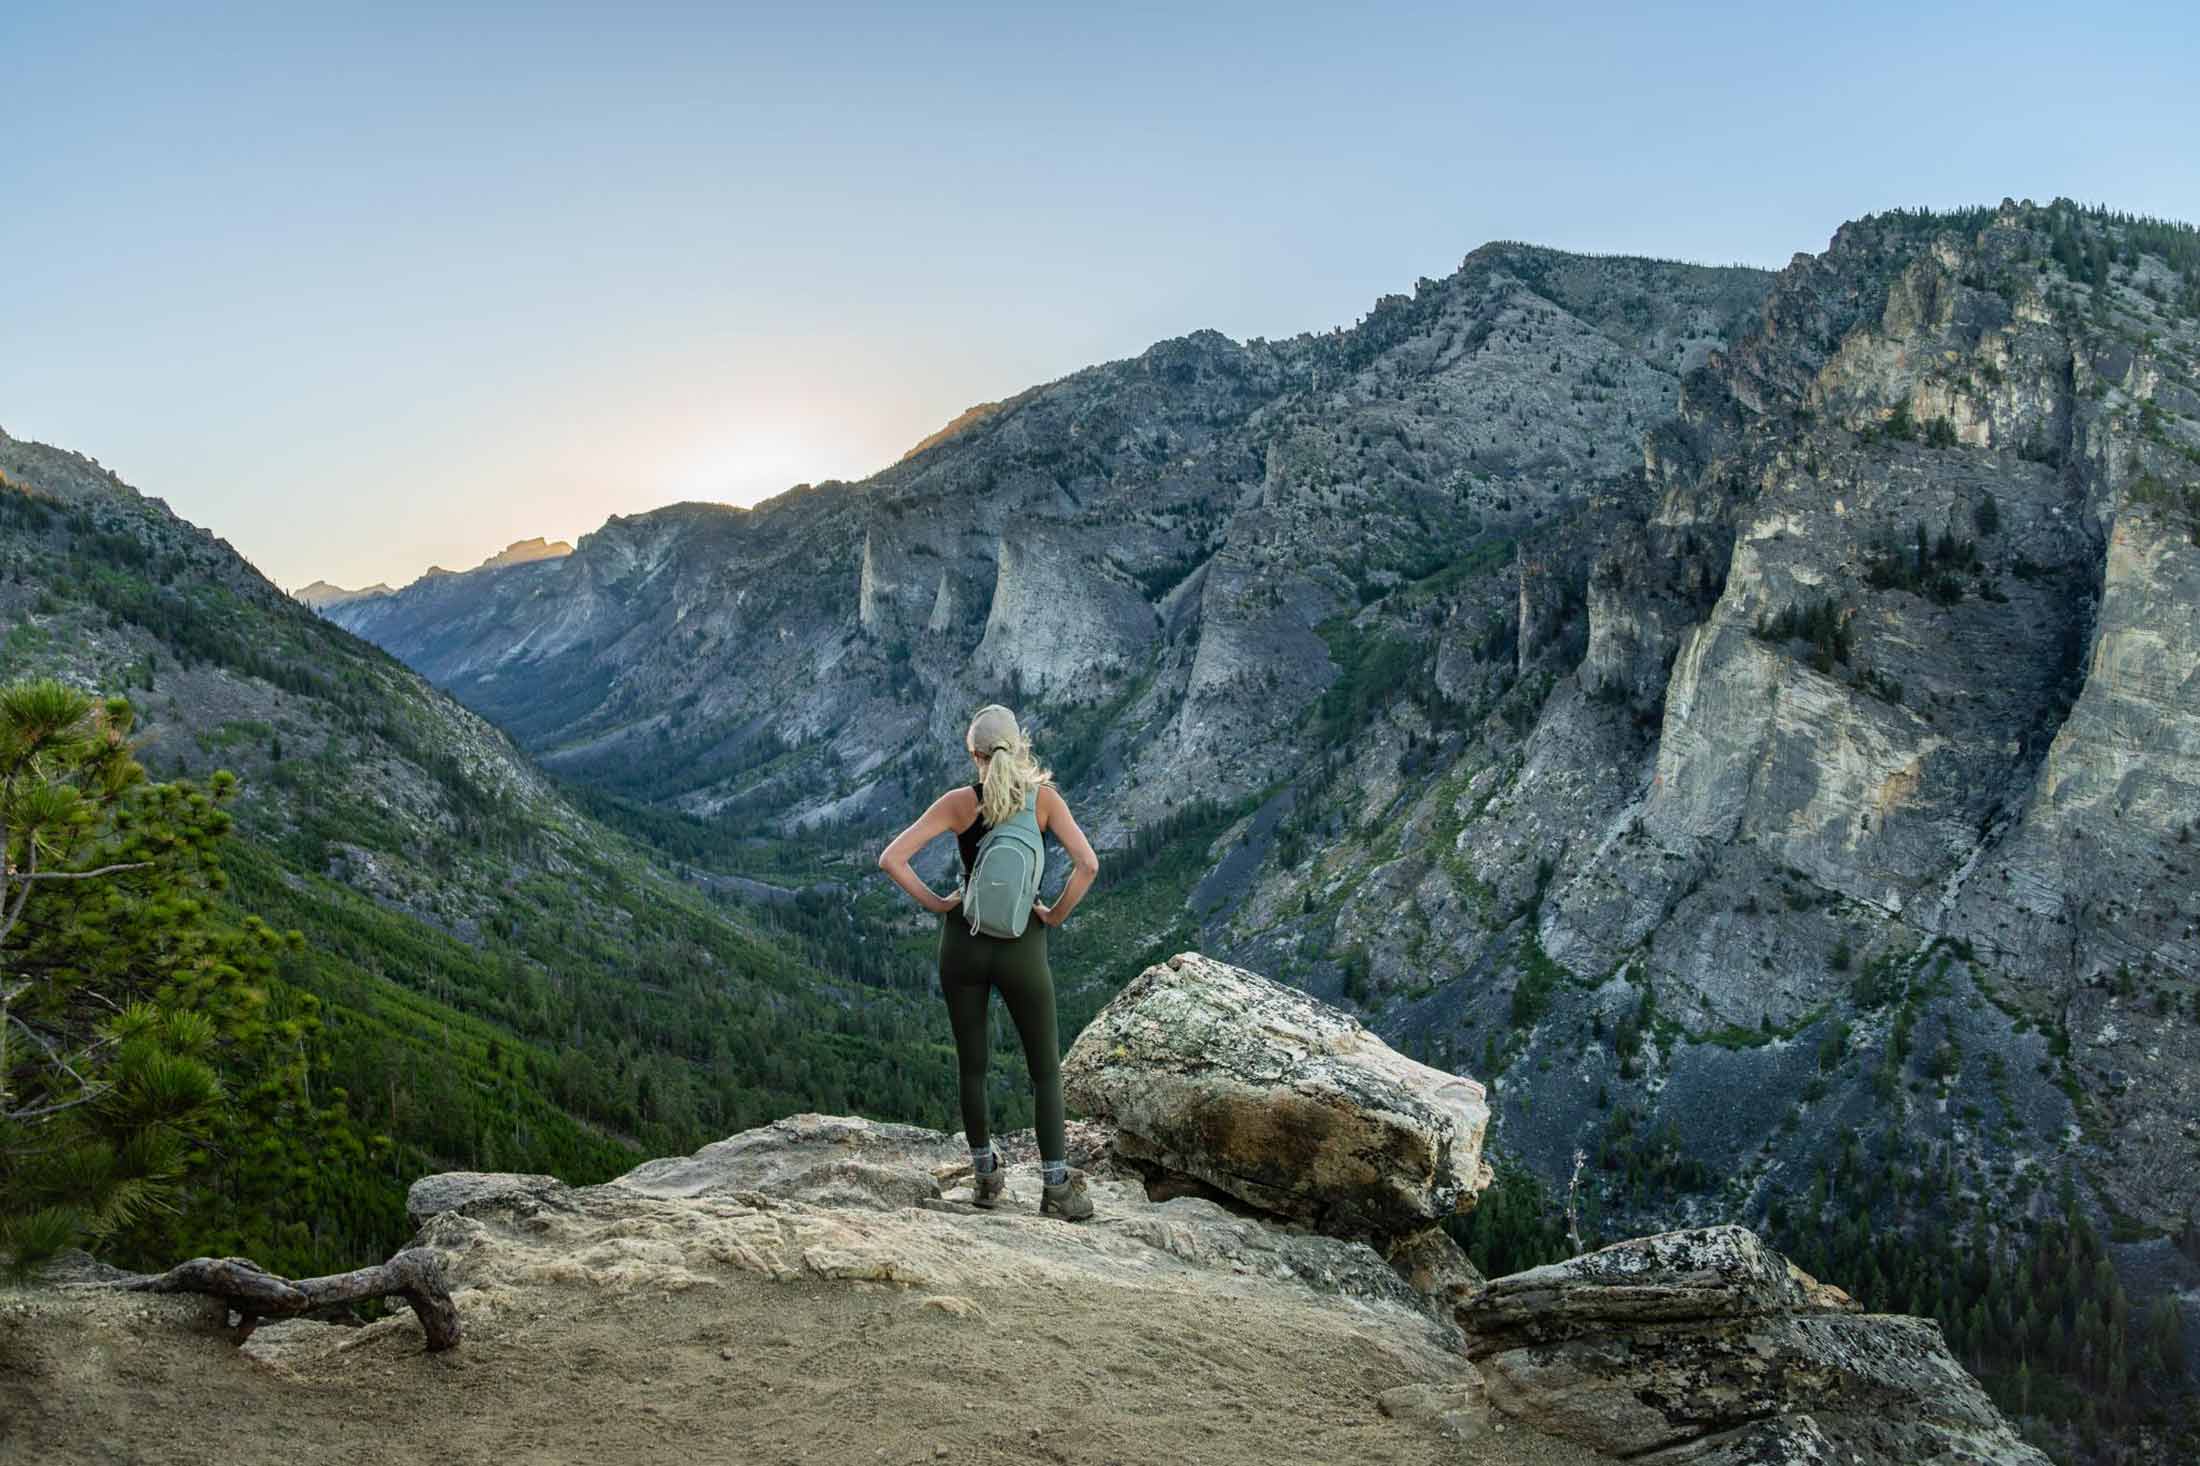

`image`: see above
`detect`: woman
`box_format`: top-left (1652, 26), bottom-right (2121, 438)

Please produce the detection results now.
top-left (876, 703), bottom-right (1101, 1220)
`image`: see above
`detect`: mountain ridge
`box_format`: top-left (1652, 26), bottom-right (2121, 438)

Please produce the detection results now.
top-left (322, 234), bottom-right (1768, 820)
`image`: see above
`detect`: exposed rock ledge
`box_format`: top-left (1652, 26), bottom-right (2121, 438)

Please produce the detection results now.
top-left (2, 952), bottom-right (2046, 1466)
top-left (400, 1111), bottom-right (1464, 1349)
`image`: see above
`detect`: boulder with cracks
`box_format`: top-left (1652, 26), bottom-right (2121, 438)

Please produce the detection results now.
top-left (1460, 1225), bottom-right (2051, 1465)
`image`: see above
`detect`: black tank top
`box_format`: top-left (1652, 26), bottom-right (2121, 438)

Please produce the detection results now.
top-left (956, 780), bottom-right (990, 878)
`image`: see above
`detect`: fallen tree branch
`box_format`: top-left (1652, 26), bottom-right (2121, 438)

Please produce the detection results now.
top-left (75, 1247), bottom-right (461, 1351)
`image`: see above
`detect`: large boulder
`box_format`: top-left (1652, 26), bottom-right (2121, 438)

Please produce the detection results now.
top-left (1061, 951), bottom-right (1493, 1241)
top-left (1460, 1226), bottom-right (2051, 1465)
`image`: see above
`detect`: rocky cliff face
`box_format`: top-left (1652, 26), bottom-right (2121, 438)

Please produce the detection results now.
top-left (1535, 213), bottom-right (2177, 990)
top-left (320, 202), bottom-right (2199, 1257)
top-left (1464, 204), bottom-right (2200, 1241)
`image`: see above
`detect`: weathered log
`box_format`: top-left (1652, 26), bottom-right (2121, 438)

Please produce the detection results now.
top-left (73, 1246), bottom-right (460, 1351)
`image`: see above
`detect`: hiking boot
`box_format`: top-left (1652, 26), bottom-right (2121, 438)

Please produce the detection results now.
top-left (970, 1145), bottom-right (1006, 1209)
top-left (1039, 1168), bottom-right (1093, 1222)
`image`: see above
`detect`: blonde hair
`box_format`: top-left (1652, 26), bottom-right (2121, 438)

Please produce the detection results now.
top-left (966, 704), bottom-right (1051, 828)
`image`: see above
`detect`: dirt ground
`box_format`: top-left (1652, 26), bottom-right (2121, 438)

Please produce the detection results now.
top-left (2, 1266), bottom-right (1609, 1466)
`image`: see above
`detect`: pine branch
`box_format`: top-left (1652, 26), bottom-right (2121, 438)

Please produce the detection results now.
top-left (6, 1086), bottom-right (112, 1122)
top-left (0, 836), bottom-right (40, 950)
top-left (14, 862), bottom-right (154, 882)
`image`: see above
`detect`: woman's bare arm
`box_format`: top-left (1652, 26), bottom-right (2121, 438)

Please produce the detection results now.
top-left (1034, 784), bottom-right (1100, 926)
top-left (877, 790), bottom-right (971, 914)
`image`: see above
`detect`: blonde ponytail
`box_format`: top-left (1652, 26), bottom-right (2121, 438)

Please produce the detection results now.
top-left (967, 704), bottom-right (1051, 827)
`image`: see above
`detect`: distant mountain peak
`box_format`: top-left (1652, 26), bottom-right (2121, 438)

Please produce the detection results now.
top-left (479, 536), bottom-right (573, 570)
top-left (409, 535), bottom-right (573, 583)
top-left (327, 536), bottom-right (576, 600)
top-left (292, 579), bottom-right (395, 609)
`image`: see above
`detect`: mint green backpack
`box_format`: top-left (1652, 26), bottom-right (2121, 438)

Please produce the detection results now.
top-left (962, 800), bottom-right (1045, 938)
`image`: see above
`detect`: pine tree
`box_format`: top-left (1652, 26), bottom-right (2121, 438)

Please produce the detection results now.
top-left (1, 678), bottom-right (392, 1278)
top-left (0, 680), bottom-right (222, 1274)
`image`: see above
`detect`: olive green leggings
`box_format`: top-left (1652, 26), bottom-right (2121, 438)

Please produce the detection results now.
top-left (937, 911), bottom-right (1065, 1163)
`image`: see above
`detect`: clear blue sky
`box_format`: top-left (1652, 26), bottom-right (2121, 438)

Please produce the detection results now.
top-left (3, 2), bottom-right (2192, 591)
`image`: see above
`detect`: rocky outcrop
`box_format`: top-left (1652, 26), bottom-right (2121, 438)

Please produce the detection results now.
top-left (44, 1141), bottom-right (2043, 1466)
top-left (1, 1130), bottom-right (1501, 1466)
top-left (394, 1114), bottom-right (1462, 1334)
top-left (972, 528), bottom-right (1161, 699)
top-left (1062, 950), bottom-right (1499, 1329)
top-left (403, 1170), bottom-right (566, 1230)
top-left (1061, 951), bottom-right (1492, 1243)
top-left (612, 1110), bottom-right (984, 1210)
top-left (1461, 1226), bottom-right (2051, 1465)
top-left (1462, 1223), bottom-right (1855, 1343)
top-left (9, 961), bottom-right (2049, 1466)
top-left (302, 1136), bottom-right (2049, 1465)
